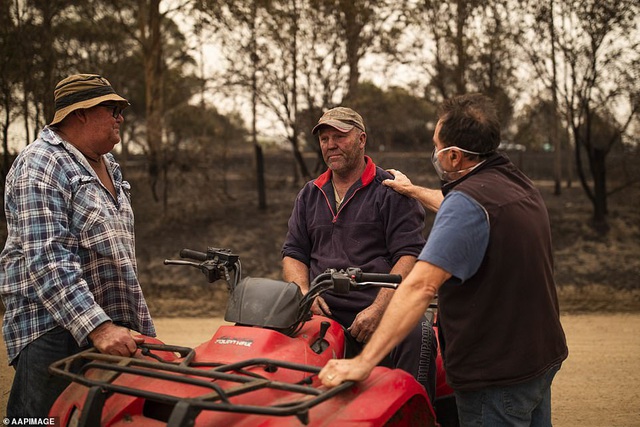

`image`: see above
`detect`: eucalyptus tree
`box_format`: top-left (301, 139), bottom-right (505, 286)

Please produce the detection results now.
top-left (73, 0), bottom-right (199, 205)
top-left (5, 0), bottom-right (199, 207)
top-left (103, 0), bottom-right (166, 202)
top-left (1, 0), bottom-right (108, 192)
top-left (196, 0), bottom-right (354, 197)
top-left (195, 0), bottom-right (274, 208)
top-left (521, 0), bottom-right (639, 229)
top-left (1, 0), bottom-right (77, 147)
top-left (255, 0), bottom-right (313, 185)
top-left (406, 0), bottom-right (518, 129)
top-left (310, 0), bottom-right (412, 101)
top-left (516, 0), bottom-right (569, 194)
top-left (195, 0), bottom-right (418, 197)
top-left (348, 82), bottom-right (437, 152)
top-left (409, 0), bottom-right (478, 99)
top-left (0, 0), bottom-right (23, 181)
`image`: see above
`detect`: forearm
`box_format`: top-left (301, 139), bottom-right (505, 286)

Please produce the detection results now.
top-left (282, 256), bottom-right (310, 293)
top-left (371, 255), bottom-right (417, 310)
top-left (36, 263), bottom-right (110, 342)
top-left (360, 292), bottom-right (429, 367)
top-left (32, 263), bottom-right (110, 344)
top-left (410, 187), bottom-right (443, 213)
top-left (20, 194), bottom-right (110, 343)
top-left (358, 262), bottom-right (448, 367)
top-left (390, 255), bottom-right (416, 278)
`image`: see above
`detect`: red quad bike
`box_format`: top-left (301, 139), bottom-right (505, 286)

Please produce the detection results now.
top-left (49, 247), bottom-right (458, 427)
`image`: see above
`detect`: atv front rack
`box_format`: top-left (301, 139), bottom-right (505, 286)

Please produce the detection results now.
top-left (49, 343), bottom-right (353, 427)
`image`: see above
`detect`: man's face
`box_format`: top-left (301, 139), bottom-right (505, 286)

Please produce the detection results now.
top-left (318, 126), bottom-right (365, 174)
top-left (85, 103), bottom-right (124, 154)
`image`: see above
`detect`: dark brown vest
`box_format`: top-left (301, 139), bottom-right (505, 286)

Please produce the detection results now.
top-left (438, 154), bottom-right (568, 391)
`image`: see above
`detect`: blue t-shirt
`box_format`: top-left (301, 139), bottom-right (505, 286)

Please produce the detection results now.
top-left (418, 191), bottom-right (489, 284)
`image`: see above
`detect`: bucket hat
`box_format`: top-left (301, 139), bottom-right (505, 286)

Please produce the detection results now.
top-left (50, 74), bottom-right (129, 125)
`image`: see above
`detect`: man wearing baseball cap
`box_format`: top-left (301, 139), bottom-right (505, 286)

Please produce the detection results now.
top-left (282, 107), bottom-right (437, 402)
top-left (0, 74), bottom-right (156, 417)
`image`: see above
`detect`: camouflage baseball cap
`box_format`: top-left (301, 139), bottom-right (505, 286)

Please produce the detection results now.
top-left (312, 107), bottom-right (366, 135)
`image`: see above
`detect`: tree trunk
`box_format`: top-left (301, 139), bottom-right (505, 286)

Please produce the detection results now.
top-left (549, 0), bottom-right (562, 196)
top-left (40, 2), bottom-right (58, 127)
top-left (454, 0), bottom-right (467, 94)
top-left (590, 148), bottom-right (608, 231)
top-left (341, 1), bottom-right (362, 100)
top-left (139, 0), bottom-right (164, 203)
top-left (251, 0), bottom-right (266, 210)
top-left (290, 135), bottom-right (311, 181)
top-left (2, 96), bottom-right (10, 177)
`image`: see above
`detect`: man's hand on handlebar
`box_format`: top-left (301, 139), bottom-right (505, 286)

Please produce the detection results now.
top-left (89, 322), bottom-right (145, 357)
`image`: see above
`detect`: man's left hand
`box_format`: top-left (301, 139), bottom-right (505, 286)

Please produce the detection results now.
top-left (319, 357), bottom-right (374, 388)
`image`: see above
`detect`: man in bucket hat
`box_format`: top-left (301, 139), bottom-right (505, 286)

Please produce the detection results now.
top-left (282, 107), bottom-right (438, 402)
top-left (0, 74), bottom-right (156, 417)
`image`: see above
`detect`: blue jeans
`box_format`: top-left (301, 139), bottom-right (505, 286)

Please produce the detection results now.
top-left (7, 326), bottom-right (88, 418)
top-left (454, 364), bottom-right (561, 427)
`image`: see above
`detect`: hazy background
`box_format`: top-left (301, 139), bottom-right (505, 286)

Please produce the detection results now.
top-left (1, 0), bottom-right (638, 308)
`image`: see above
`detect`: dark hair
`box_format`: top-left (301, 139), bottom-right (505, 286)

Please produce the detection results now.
top-left (437, 93), bottom-right (501, 156)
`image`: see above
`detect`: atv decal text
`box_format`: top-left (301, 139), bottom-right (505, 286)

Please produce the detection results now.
top-left (215, 336), bottom-right (253, 347)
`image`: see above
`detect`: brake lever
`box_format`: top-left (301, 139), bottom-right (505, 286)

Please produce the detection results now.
top-left (353, 281), bottom-right (400, 289)
top-left (164, 259), bottom-right (200, 267)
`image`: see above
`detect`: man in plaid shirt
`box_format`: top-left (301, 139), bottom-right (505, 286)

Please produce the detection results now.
top-left (0, 74), bottom-right (156, 417)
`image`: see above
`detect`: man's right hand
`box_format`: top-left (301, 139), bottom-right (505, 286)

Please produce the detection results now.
top-left (311, 296), bottom-right (332, 316)
top-left (382, 169), bottom-right (415, 196)
top-left (384, 169), bottom-right (444, 212)
top-left (89, 322), bottom-right (144, 356)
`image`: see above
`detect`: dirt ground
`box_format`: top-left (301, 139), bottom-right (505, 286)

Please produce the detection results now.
top-left (1, 314), bottom-right (639, 426)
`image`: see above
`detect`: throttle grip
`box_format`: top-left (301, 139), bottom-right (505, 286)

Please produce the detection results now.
top-left (347, 268), bottom-right (402, 283)
top-left (179, 249), bottom-right (208, 261)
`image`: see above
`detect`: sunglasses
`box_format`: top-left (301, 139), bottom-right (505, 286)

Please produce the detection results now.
top-left (98, 103), bottom-right (125, 118)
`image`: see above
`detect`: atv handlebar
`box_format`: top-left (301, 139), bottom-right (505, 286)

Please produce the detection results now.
top-left (165, 247), bottom-right (409, 334)
top-left (166, 248), bottom-right (403, 292)
top-left (179, 248), bottom-right (208, 261)
top-left (165, 247), bottom-right (242, 287)
top-left (345, 267), bottom-right (402, 284)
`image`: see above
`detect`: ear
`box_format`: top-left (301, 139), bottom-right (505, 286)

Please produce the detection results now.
top-left (358, 132), bottom-right (367, 149)
top-left (73, 109), bottom-right (89, 124)
top-left (449, 148), bottom-right (460, 165)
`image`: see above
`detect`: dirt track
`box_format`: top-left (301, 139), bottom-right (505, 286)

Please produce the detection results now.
top-left (2, 314), bottom-right (639, 426)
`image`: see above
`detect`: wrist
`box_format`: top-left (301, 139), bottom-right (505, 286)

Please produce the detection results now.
top-left (89, 320), bottom-right (112, 339)
top-left (357, 350), bottom-right (379, 369)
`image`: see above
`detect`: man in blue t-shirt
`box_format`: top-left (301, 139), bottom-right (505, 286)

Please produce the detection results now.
top-left (318, 95), bottom-right (568, 427)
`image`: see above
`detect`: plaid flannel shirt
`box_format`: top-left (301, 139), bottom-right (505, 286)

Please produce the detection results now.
top-left (0, 126), bottom-right (155, 364)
